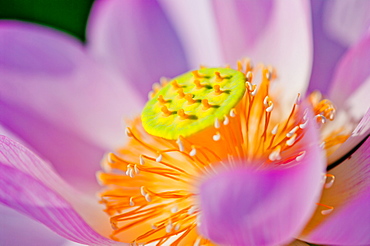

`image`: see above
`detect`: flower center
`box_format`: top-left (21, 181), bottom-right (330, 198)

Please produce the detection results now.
top-left (98, 60), bottom-right (349, 245)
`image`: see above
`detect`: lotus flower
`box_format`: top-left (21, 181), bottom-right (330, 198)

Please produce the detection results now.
top-left (0, 0), bottom-right (369, 245)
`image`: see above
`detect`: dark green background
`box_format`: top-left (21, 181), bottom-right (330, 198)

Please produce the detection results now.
top-left (0, 0), bottom-right (95, 41)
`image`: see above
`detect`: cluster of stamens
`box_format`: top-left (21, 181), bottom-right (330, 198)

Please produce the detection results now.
top-left (98, 59), bottom-right (346, 244)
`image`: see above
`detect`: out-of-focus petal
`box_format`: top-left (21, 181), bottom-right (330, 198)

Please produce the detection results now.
top-left (307, 0), bottom-right (347, 94)
top-left (301, 137), bottom-right (370, 245)
top-left (328, 31), bottom-right (370, 115)
top-left (0, 21), bottom-right (144, 191)
top-left (199, 107), bottom-right (325, 246)
top-left (158, 0), bottom-right (223, 67)
top-left (212, 0), bottom-right (312, 104)
top-left (0, 136), bottom-right (120, 245)
top-left (328, 109), bottom-right (370, 164)
top-left (323, 0), bottom-right (370, 47)
top-left (87, 0), bottom-right (189, 97)
top-left (0, 204), bottom-right (68, 246)
top-left (211, 0), bottom-right (273, 63)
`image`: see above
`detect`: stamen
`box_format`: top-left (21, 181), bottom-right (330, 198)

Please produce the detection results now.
top-left (230, 108), bottom-right (236, 117)
top-left (129, 197), bottom-right (135, 207)
top-left (139, 155), bottom-right (145, 165)
top-left (317, 203), bottom-right (334, 215)
top-left (324, 174), bottom-right (335, 188)
top-left (214, 118), bottom-right (220, 129)
top-left (223, 115), bottom-right (229, 125)
top-left (213, 132), bottom-right (221, 141)
top-left (271, 124), bottom-right (279, 135)
top-left (156, 154), bottom-right (163, 162)
top-left (286, 126), bottom-right (299, 138)
top-left (269, 146), bottom-right (281, 161)
top-left (190, 146), bottom-right (197, 157)
top-left (176, 138), bottom-right (185, 152)
top-left (286, 134), bottom-right (297, 146)
top-left (295, 151), bottom-right (306, 161)
top-left (125, 127), bottom-right (133, 137)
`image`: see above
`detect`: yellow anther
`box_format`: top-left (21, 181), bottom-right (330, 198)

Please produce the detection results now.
top-left (185, 94), bottom-right (196, 104)
top-left (171, 80), bottom-right (181, 89)
top-left (157, 95), bottom-right (169, 104)
top-left (161, 106), bottom-right (172, 117)
top-left (177, 109), bottom-right (190, 120)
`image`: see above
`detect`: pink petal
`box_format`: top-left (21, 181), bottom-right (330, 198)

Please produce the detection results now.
top-left (0, 21), bottom-right (144, 191)
top-left (198, 107), bottom-right (326, 246)
top-left (0, 204), bottom-right (68, 246)
top-left (212, 0), bottom-right (312, 103)
top-left (87, 0), bottom-right (189, 97)
top-left (158, 0), bottom-right (224, 67)
top-left (323, 0), bottom-right (370, 47)
top-left (308, 1), bottom-right (370, 95)
top-left (328, 31), bottom-right (370, 116)
top-left (301, 136), bottom-right (370, 245)
top-left (0, 135), bottom-right (119, 245)
top-left (307, 0), bottom-right (347, 94)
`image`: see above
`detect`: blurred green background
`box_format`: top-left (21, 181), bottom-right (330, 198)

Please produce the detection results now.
top-left (0, 0), bottom-right (94, 41)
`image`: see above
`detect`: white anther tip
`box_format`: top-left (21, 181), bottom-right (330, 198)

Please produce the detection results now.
top-left (321, 208), bottom-right (333, 215)
top-left (214, 118), bottom-right (220, 129)
top-left (145, 194), bottom-right (151, 202)
top-left (139, 155), bottom-right (145, 165)
top-left (190, 147), bottom-right (197, 157)
top-left (213, 132), bottom-right (221, 141)
top-left (223, 115), bottom-right (229, 125)
top-left (266, 103), bottom-right (274, 112)
top-left (156, 154), bottom-right (163, 162)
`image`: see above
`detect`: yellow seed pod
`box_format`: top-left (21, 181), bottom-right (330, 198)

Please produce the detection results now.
top-left (141, 67), bottom-right (246, 139)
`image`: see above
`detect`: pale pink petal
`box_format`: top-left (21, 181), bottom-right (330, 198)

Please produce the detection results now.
top-left (329, 31), bottom-right (370, 115)
top-left (0, 21), bottom-right (144, 191)
top-left (0, 135), bottom-right (119, 245)
top-left (87, 0), bottom-right (189, 97)
top-left (158, 0), bottom-right (224, 67)
top-left (0, 204), bottom-right (69, 246)
top-left (212, 0), bottom-right (273, 63)
top-left (199, 107), bottom-right (326, 246)
top-left (212, 0), bottom-right (312, 104)
top-left (301, 137), bottom-right (370, 245)
top-left (323, 0), bottom-right (370, 47)
top-left (307, 0), bottom-right (347, 94)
